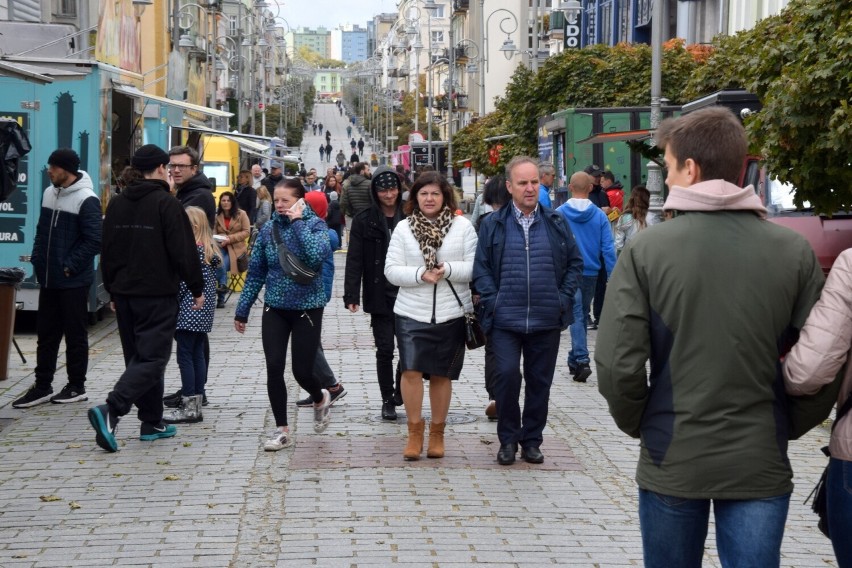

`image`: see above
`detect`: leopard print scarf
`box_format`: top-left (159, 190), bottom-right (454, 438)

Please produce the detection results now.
top-left (408, 206), bottom-right (455, 270)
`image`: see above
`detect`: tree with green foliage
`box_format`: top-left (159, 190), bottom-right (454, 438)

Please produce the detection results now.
top-left (297, 46), bottom-right (345, 69)
top-left (453, 40), bottom-right (704, 176)
top-left (684, 0), bottom-right (851, 213)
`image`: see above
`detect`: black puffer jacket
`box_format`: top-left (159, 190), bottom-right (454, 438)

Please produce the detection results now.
top-left (31, 171), bottom-right (102, 290)
top-left (343, 175), bottom-right (404, 314)
top-left (101, 178), bottom-right (203, 298)
top-left (175, 172), bottom-right (216, 228)
top-left (340, 174), bottom-right (372, 218)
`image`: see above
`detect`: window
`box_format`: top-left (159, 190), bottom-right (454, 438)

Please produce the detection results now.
top-left (228, 15), bottom-right (239, 37)
top-left (53, 0), bottom-right (77, 18)
top-left (431, 4), bottom-right (445, 17)
top-left (431, 31), bottom-right (444, 45)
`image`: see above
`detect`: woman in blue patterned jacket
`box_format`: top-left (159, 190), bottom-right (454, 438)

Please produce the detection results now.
top-left (234, 178), bottom-right (332, 451)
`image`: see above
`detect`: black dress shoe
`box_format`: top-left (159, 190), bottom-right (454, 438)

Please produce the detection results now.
top-left (521, 446), bottom-right (544, 464)
top-left (497, 443), bottom-right (518, 465)
top-left (381, 401), bottom-right (398, 421)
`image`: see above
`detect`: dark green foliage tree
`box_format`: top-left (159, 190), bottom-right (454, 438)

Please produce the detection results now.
top-left (454, 40), bottom-right (703, 175)
top-left (685, 0), bottom-right (851, 213)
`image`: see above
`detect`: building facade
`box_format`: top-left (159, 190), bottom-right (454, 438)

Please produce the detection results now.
top-left (285, 26), bottom-right (331, 58)
top-left (330, 24), bottom-right (369, 63)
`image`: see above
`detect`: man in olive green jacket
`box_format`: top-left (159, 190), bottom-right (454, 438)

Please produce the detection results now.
top-left (596, 107), bottom-right (824, 568)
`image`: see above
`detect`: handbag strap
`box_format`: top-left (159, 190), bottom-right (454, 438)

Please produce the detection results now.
top-left (446, 280), bottom-right (464, 310)
top-left (272, 223), bottom-right (292, 254)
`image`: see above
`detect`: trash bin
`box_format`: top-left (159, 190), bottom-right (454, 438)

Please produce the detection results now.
top-left (0, 267), bottom-right (25, 381)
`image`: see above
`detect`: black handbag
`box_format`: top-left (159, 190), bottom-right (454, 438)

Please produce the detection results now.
top-left (807, 393), bottom-right (852, 538)
top-left (448, 281), bottom-right (486, 350)
top-left (271, 224), bottom-right (319, 285)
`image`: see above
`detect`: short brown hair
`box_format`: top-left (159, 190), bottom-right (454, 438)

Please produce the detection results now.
top-left (168, 145), bottom-right (200, 166)
top-left (404, 171), bottom-right (457, 216)
top-left (656, 107), bottom-right (747, 185)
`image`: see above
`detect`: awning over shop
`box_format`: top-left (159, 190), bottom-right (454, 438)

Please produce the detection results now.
top-left (578, 129), bottom-right (652, 144)
top-left (112, 83), bottom-right (233, 120)
top-left (175, 124), bottom-right (270, 154)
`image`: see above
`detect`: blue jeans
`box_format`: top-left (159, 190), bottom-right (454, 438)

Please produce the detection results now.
top-left (175, 330), bottom-right (207, 396)
top-left (639, 488), bottom-right (790, 568)
top-left (216, 246), bottom-right (230, 298)
top-left (827, 457), bottom-right (852, 566)
top-left (568, 276), bottom-right (597, 368)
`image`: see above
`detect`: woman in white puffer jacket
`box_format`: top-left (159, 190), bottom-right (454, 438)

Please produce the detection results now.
top-left (783, 248), bottom-right (852, 566)
top-left (385, 171), bottom-right (477, 462)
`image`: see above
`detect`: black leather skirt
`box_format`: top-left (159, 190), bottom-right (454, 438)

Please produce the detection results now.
top-left (395, 315), bottom-right (466, 380)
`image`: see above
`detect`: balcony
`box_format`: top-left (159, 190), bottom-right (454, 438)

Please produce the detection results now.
top-left (453, 0), bottom-right (469, 14)
top-left (454, 45), bottom-right (470, 63)
top-left (455, 94), bottom-right (469, 110)
top-left (549, 11), bottom-right (565, 31)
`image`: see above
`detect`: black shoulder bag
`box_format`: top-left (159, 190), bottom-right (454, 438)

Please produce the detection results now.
top-left (807, 391), bottom-right (852, 538)
top-left (271, 223), bottom-right (319, 285)
top-left (447, 281), bottom-right (486, 350)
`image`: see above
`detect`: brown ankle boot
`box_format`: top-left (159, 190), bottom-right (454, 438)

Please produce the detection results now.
top-left (427, 422), bottom-right (445, 458)
top-left (404, 421), bottom-right (425, 460)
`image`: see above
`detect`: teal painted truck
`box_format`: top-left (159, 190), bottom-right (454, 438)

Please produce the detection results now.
top-left (0, 58), bottom-right (168, 321)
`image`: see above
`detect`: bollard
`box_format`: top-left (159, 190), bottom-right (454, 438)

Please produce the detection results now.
top-left (0, 268), bottom-right (25, 381)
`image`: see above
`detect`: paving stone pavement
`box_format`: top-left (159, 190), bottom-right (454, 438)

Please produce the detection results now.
top-left (0, 104), bottom-right (839, 566)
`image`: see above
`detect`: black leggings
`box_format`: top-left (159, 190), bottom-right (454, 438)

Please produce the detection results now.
top-left (261, 306), bottom-right (324, 427)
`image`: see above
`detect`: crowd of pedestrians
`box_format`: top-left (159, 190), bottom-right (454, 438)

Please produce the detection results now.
top-left (10, 104), bottom-right (852, 568)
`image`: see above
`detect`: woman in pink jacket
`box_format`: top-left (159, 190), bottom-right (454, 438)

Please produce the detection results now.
top-left (784, 248), bottom-right (852, 566)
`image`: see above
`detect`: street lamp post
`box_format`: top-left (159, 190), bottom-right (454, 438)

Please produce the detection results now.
top-left (481, 6), bottom-right (518, 115)
top-left (647, 0), bottom-right (664, 216)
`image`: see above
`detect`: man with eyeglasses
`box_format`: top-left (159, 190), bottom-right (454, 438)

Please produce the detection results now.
top-left (168, 146), bottom-right (215, 229)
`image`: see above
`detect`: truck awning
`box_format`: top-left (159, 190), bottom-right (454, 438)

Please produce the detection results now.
top-left (112, 83), bottom-right (233, 119)
top-left (0, 60), bottom-right (54, 84)
top-left (578, 129), bottom-right (652, 144)
top-left (176, 123), bottom-right (270, 154)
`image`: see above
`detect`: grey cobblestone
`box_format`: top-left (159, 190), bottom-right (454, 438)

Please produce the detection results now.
top-left (0, 101), bottom-right (839, 566)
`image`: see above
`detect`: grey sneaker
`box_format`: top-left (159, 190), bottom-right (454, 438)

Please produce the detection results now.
top-left (12, 385), bottom-right (53, 408)
top-left (313, 389), bottom-right (331, 433)
top-left (263, 429), bottom-right (292, 451)
top-left (50, 384), bottom-right (88, 404)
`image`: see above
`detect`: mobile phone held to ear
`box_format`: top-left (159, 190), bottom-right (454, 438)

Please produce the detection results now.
top-left (288, 198), bottom-right (305, 213)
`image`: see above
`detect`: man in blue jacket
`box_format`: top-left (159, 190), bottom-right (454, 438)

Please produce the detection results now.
top-left (557, 172), bottom-right (617, 382)
top-left (13, 149), bottom-right (101, 408)
top-left (474, 156), bottom-right (583, 465)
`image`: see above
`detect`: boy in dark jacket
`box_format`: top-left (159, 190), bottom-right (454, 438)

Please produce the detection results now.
top-left (343, 166), bottom-right (405, 420)
top-left (89, 144), bottom-right (204, 453)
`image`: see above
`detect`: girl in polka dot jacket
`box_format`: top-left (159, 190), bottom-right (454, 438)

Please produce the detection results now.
top-left (165, 206), bottom-right (222, 424)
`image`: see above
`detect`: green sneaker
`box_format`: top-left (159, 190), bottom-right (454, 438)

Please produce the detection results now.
top-left (139, 421), bottom-right (177, 441)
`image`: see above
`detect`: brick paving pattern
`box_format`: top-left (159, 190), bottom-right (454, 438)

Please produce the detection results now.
top-left (0, 103), bottom-right (838, 566)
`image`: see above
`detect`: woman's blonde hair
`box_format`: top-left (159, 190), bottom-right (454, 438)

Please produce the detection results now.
top-left (185, 206), bottom-right (222, 265)
top-left (256, 185), bottom-right (271, 202)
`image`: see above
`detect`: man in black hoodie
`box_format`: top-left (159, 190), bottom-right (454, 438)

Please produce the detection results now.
top-left (343, 166), bottom-right (405, 420)
top-left (169, 146), bottom-right (216, 229)
top-left (89, 144), bottom-right (204, 453)
top-left (261, 161), bottom-right (284, 195)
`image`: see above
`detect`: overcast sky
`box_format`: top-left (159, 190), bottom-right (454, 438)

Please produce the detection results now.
top-left (273, 0), bottom-right (398, 30)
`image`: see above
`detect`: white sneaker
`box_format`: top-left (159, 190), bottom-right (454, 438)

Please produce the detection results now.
top-left (263, 429), bottom-right (292, 451)
top-left (313, 389), bottom-right (331, 433)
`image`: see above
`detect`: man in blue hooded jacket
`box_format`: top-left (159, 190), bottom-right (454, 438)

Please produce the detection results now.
top-left (556, 171), bottom-right (616, 382)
